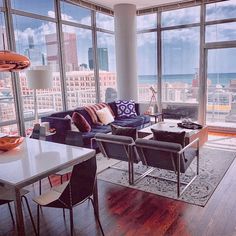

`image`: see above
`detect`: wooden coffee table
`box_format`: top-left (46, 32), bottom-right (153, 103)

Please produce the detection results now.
top-left (138, 122), bottom-right (208, 147)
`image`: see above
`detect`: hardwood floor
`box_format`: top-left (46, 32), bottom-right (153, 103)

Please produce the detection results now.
top-left (1, 138), bottom-right (236, 236)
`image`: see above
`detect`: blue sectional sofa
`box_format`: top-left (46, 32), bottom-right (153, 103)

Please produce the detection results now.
top-left (41, 101), bottom-right (150, 148)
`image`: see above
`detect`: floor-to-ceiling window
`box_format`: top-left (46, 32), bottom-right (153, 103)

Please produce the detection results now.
top-left (96, 12), bottom-right (117, 103)
top-left (161, 6), bottom-right (200, 121)
top-left (205, 0), bottom-right (236, 130)
top-left (61, 1), bottom-right (96, 108)
top-left (137, 14), bottom-right (158, 104)
top-left (0, 10), bottom-right (19, 134)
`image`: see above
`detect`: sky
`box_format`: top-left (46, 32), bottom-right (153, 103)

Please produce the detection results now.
top-left (6, 0), bottom-right (236, 75)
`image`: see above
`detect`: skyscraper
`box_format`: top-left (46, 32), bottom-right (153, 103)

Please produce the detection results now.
top-left (24, 35), bottom-right (45, 66)
top-left (88, 47), bottom-right (109, 71)
top-left (45, 32), bottom-right (78, 71)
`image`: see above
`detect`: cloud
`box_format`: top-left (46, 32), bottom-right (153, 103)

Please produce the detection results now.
top-left (96, 13), bottom-right (114, 31)
top-left (137, 14), bottom-right (157, 30)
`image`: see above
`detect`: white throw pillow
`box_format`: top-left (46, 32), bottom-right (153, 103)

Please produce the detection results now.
top-left (64, 114), bottom-right (79, 131)
top-left (96, 107), bottom-right (114, 125)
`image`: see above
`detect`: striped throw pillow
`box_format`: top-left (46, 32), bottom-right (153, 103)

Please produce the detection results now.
top-left (84, 103), bottom-right (115, 125)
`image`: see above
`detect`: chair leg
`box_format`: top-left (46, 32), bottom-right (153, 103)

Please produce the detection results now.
top-left (60, 176), bottom-right (63, 184)
top-left (22, 196), bottom-right (37, 235)
top-left (69, 209), bottom-right (74, 236)
top-left (37, 205), bottom-right (40, 236)
top-left (90, 198), bottom-right (105, 236)
top-left (39, 180), bottom-right (42, 195)
top-left (48, 176), bottom-right (53, 188)
top-left (177, 154), bottom-right (181, 198)
top-left (7, 202), bottom-right (15, 225)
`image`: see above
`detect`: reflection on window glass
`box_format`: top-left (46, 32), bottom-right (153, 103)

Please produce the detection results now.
top-left (97, 32), bottom-right (117, 102)
top-left (11, 0), bottom-right (55, 17)
top-left (206, 48), bottom-right (236, 128)
top-left (60, 1), bottom-right (91, 26)
top-left (62, 25), bottom-right (95, 108)
top-left (162, 6), bottom-right (200, 27)
top-left (162, 27), bottom-right (200, 120)
top-left (137, 32), bottom-right (157, 103)
top-left (0, 0), bottom-right (2, 7)
top-left (206, 22), bottom-right (236, 42)
top-left (206, 0), bottom-right (236, 21)
top-left (96, 12), bottom-right (114, 31)
top-left (13, 15), bottom-right (63, 128)
top-left (137, 14), bottom-right (157, 31)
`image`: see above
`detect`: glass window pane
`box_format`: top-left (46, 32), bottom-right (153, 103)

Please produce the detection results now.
top-left (206, 0), bottom-right (236, 21)
top-left (61, 1), bottom-right (91, 26)
top-left (96, 12), bottom-right (114, 31)
top-left (0, 13), bottom-right (18, 134)
top-left (162, 27), bottom-right (200, 120)
top-left (62, 25), bottom-right (96, 108)
top-left (206, 48), bottom-right (236, 128)
top-left (137, 32), bottom-right (157, 103)
top-left (11, 0), bottom-right (55, 17)
top-left (162, 6), bottom-right (200, 27)
top-left (0, 124), bottom-right (19, 135)
top-left (137, 14), bottom-right (157, 31)
top-left (206, 22), bottom-right (236, 42)
top-left (13, 15), bottom-right (63, 125)
top-left (97, 32), bottom-right (117, 102)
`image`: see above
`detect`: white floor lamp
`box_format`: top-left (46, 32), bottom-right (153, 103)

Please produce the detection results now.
top-left (26, 66), bottom-right (53, 124)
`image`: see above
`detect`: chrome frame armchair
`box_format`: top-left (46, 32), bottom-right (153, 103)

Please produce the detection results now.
top-left (134, 138), bottom-right (200, 197)
top-left (93, 133), bottom-right (139, 185)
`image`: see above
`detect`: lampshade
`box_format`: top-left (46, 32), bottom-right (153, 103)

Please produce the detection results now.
top-left (26, 66), bottom-right (53, 89)
top-left (0, 50), bottom-right (30, 72)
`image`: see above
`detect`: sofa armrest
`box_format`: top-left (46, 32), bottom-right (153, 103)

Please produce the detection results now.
top-left (41, 116), bottom-right (71, 134)
top-left (65, 130), bottom-right (84, 147)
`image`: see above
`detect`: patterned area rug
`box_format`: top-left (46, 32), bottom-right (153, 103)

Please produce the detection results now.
top-left (97, 136), bottom-right (236, 207)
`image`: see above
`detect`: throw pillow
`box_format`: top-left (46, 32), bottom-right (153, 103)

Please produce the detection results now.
top-left (64, 114), bottom-right (78, 131)
top-left (72, 112), bottom-right (91, 132)
top-left (96, 107), bottom-right (114, 125)
top-left (151, 129), bottom-right (186, 148)
top-left (111, 124), bottom-right (137, 141)
top-left (115, 100), bottom-right (137, 118)
top-left (84, 103), bottom-right (115, 125)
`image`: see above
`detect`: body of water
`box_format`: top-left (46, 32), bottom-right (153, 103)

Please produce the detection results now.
top-left (139, 73), bottom-right (236, 86)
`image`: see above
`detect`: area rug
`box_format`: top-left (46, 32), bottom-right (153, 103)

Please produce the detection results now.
top-left (96, 138), bottom-right (236, 207)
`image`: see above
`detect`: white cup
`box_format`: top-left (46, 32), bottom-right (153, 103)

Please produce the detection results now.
top-left (41, 122), bottom-right (50, 133)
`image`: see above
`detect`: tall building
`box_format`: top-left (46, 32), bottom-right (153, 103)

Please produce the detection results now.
top-left (88, 47), bottom-right (109, 71)
top-left (45, 32), bottom-right (78, 71)
top-left (24, 35), bottom-right (45, 66)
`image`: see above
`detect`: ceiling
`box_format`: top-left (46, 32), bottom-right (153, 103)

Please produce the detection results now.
top-left (86, 0), bottom-right (181, 10)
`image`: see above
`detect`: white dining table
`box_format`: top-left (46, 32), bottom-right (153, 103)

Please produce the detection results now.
top-left (0, 138), bottom-right (96, 236)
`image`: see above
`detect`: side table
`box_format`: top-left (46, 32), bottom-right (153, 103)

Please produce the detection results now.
top-left (149, 112), bottom-right (164, 123)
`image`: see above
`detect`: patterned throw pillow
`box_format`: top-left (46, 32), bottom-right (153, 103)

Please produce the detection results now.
top-left (115, 100), bottom-right (137, 118)
top-left (72, 112), bottom-right (91, 132)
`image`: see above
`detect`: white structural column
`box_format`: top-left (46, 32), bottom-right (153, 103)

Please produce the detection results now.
top-left (114, 4), bottom-right (138, 100)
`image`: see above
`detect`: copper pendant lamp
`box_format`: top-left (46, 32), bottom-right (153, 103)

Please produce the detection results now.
top-left (0, 34), bottom-right (30, 72)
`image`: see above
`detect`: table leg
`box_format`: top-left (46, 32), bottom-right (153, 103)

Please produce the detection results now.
top-left (14, 188), bottom-right (25, 236)
top-left (93, 177), bottom-right (99, 216)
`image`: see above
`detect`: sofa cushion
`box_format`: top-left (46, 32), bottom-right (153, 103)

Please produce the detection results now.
top-left (113, 115), bottom-right (150, 128)
top-left (111, 124), bottom-right (137, 140)
top-left (91, 124), bottom-right (111, 133)
top-left (64, 115), bottom-right (78, 131)
top-left (115, 100), bottom-right (137, 118)
top-left (72, 112), bottom-right (91, 132)
top-left (96, 107), bottom-right (114, 125)
top-left (151, 129), bottom-right (186, 148)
